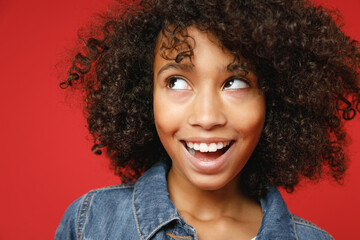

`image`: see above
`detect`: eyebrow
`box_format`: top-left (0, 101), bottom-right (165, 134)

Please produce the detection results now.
top-left (157, 62), bottom-right (194, 77)
top-left (227, 63), bottom-right (251, 76)
top-left (156, 61), bottom-right (254, 79)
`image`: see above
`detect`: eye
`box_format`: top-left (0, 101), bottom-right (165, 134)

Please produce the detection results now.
top-left (166, 76), bottom-right (191, 90)
top-left (223, 78), bottom-right (250, 90)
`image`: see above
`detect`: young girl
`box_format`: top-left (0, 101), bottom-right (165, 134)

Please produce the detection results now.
top-left (55, 0), bottom-right (360, 239)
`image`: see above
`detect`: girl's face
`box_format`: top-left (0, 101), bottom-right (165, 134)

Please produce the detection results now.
top-left (153, 27), bottom-right (265, 191)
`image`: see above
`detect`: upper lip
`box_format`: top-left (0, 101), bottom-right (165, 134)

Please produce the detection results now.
top-left (181, 137), bottom-right (234, 143)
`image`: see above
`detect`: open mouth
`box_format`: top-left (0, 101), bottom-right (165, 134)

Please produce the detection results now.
top-left (181, 141), bottom-right (233, 161)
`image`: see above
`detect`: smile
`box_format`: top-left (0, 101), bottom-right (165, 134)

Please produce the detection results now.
top-left (185, 141), bottom-right (231, 153)
top-left (181, 139), bottom-right (235, 173)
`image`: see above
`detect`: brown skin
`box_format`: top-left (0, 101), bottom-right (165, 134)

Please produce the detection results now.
top-left (153, 27), bottom-right (264, 239)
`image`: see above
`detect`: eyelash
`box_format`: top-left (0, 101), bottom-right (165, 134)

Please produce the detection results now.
top-left (166, 76), bottom-right (190, 89)
top-left (223, 77), bottom-right (251, 90)
top-left (165, 76), bottom-right (251, 90)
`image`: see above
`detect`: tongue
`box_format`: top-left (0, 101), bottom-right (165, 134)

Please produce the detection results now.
top-left (194, 149), bottom-right (225, 161)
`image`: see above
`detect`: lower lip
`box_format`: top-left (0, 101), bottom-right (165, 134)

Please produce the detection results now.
top-left (181, 142), bottom-right (234, 173)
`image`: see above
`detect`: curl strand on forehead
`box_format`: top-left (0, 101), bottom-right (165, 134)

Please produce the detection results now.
top-left (157, 24), bottom-right (195, 63)
top-left (156, 24), bottom-right (254, 79)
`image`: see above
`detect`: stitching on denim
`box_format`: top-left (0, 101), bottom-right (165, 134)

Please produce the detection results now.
top-left (78, 191), bottom-right (95, 238)
top-left (76, 194), bottom-right (88, 239)
top-left (144, 216), bottom-right (180, 240)
top-left (92, 182), bottom-right (135, 192)
top-left (171, 224), bottom-right (177, 235)
top-left (293, 217), bottom-right (320, 229)
top-left (292, 215), bottom-right (317, 227)
top-left (165, 221), bottom-right (178, 239)
top-left (166, 233), bottom-right (192, 240)
top-left (292, 215), bottom-right (332, 236)
top-left (183, 225), bottom-right (197, 240)
top-left (291, 215), bottom-right (299, 240)
top-left (76, 191), bottom-right (95, 239)
top-left (132, 182), bottom-right (180, 240)
top-left (132, 181), bottom-right (144, 240)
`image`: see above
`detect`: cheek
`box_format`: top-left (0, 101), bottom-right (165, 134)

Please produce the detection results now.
top-left (153, 91), bottom-right (184, 140)
top-left (153, 95), bottom-right (168, 137)
top-left (232, 99), bottom-right (266, 137)
top-left (153, 92), bottom-right (187, 162)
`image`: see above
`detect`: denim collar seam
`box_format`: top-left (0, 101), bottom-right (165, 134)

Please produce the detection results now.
top-left (256, 188), bottom-right (297, 239)
top-left (291, 215), bottom-right (299, 240)
top-left (132, 178), bottom-right (180, 240)
top-left (76, 190), bottom-right (95, 240)
top-left (292, 219), bottom-right (330, 233)
top-left (143, 216), bottom-right (181, 240)
top-left (292, 215), bottom-right (325, 230)
top-left (292, 217), bottom-right (333, 239)
top-left (183, 224), bottom-right (197, 240)
top-left (132, 180), bottom-right (144, 240)
top-left (97, 182), bottom-right (135, 190)
top-left (170, 222), bottom-right (178, 236)
top-left (166, 216), bottom-right (197, 240)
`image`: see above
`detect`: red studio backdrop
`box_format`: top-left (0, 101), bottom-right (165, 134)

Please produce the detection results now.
top-left (0, 0), bottom-right (359, 239)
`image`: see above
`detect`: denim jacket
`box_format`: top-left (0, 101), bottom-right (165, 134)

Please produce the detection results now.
top-left (55, 162), bottom-right (333, 240)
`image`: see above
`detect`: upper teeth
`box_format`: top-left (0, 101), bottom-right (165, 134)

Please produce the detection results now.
top-left (186, 142), bottom-right (230, 153)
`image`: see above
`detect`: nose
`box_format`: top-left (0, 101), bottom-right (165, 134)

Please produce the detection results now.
top-left (187, 89), bottom-right (227, 130)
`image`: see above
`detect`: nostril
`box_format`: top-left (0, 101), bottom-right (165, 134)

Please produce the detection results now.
top-left (188, 98), bottom-right (226, 129)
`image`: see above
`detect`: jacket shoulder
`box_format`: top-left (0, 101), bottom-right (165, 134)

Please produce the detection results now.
top-left (55, 182), bottom-right (136, 240)
top-left (292, 215), bottom-right (334, 240)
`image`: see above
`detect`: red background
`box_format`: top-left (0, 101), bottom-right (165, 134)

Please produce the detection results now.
top-left (0, 0), bottom-right (359, 239)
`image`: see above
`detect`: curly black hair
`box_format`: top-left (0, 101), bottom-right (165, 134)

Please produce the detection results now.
top-left (61, 0), bottom-right (360, 199)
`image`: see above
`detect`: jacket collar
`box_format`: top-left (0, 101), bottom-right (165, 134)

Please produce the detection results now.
top-left (133, 162), bottom-right (180, 240)
top-left (256, 187), bottom-right (296, 239)
top-left (133, 162), bottom-right (296, 240)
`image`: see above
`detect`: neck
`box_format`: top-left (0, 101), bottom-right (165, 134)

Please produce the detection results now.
top-left (167, 167), bottom-right (259, 221)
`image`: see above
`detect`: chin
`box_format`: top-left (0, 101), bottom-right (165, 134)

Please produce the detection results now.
top-left (189, 174), bottom-right (238, 191)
